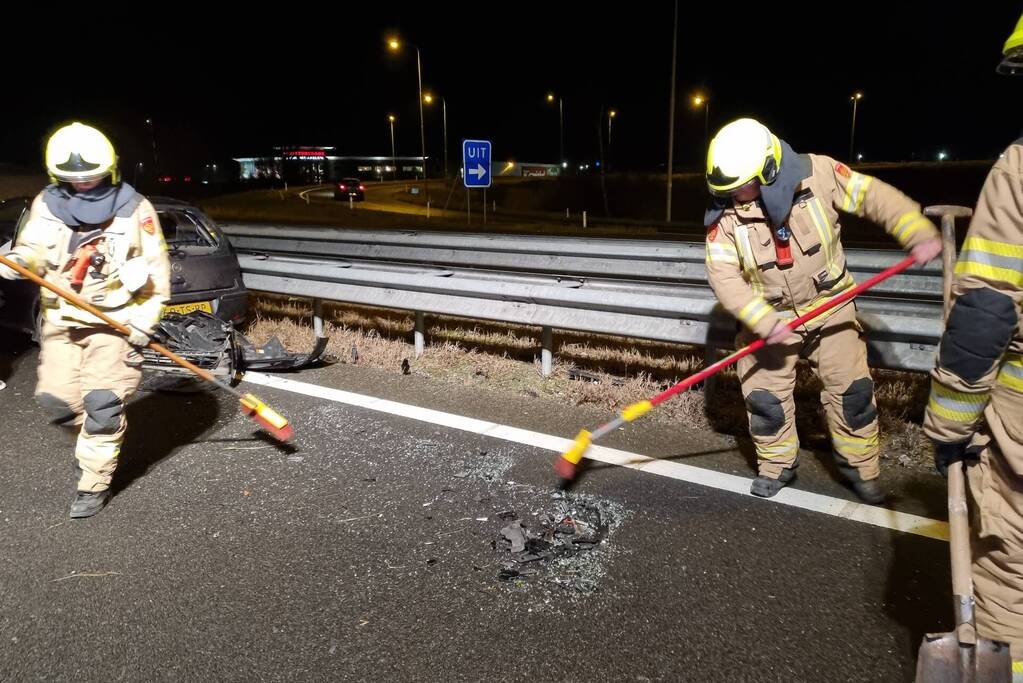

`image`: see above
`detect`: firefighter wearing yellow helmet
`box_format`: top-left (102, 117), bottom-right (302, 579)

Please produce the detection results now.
top-left (923, 13), bottom-right (1023, 665)
top-left (703, 117), bottom-right (942, 501)
top-left (0, 122), bottom-right (170, 518)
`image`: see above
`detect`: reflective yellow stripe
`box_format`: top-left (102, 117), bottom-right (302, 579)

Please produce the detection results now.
top-left (706, 242), bottom-right (739, 264)
top-left (998, 355), bottom-right (1023, 392)
top-left (928, 383), bottom-right (988, 423)
top-left (891, 211), bottom-right (930, 245)
top-left (739, 297), bottom-right (772, 327)
top-left (827, 256), bottom-right (848, 282)
top-left (807, 198), bottom-right (835, 264)
top-left (955, 261), bottom-right (1023, 287)
top-left (833, 433), bottom-right (879, 456)
top-left (962, 236), bottom-right (1023, 259)
top-left (735, 225), bottom-right (758, 277)
top-left (842, 172), bottom-right (873, 213)
top-left (955, 236), bottom-right (1023, 287)
top-left (755, 437), bottom-right (799, 460)
top-left (805, 198), bottom-right (849, 281)
top-left (1012, 660), bottom-right (1023, 683)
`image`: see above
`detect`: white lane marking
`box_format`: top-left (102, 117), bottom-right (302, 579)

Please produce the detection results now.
top-left (242, 371), bottom-right (948, 542)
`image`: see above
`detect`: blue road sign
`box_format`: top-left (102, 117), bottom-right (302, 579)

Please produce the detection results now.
top-left (462, 139), bottom-right (492, 188)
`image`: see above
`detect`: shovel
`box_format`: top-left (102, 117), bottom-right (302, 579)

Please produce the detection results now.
top-left (914, 461), bottom-right (1011, 682)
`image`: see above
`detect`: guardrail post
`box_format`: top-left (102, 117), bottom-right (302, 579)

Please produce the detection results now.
top-left (582, 211), bottom-right (587, 228)
top-left (414, 311), bottom-right (426, 357)
top-left (312, 298), bottom-right (325, 338)
top-left (541, 326), bottom-right (554, 377)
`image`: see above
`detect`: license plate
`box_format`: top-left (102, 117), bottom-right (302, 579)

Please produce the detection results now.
top-left (165, 301), bottom-right (213, 315)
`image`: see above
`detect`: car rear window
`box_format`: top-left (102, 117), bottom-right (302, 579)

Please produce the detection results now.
top-left (158, 211), bottom-right (218, 249)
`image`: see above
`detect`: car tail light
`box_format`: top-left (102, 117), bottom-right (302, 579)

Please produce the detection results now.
top-left (339, 184), bottom-right (347, 190)
top-left (359, 185), bottom-right (365, 191)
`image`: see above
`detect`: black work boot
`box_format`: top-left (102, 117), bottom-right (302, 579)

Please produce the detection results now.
top-left (851, 479), bottom-right (886, 505)
top-left (750, 467), bottom-right (797, 498)
top-left (70, 489), bottom-right (110, 519)
top-left (832, 450), bottom-right (887, 504)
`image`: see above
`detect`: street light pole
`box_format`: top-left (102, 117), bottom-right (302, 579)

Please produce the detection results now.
top-left (416, 47), bottom-right (428, 197)
top-left (425, 94), bottom-right (449, 180)
top-left (145, 118), bottom-right (158, 173)
top-left (703, 100), bottom-right (709, 151)
top-left (849, 92), bottom-right (863, 162)
top-left (607, 109), bottom-right (617, 171)
top-left (388, 37), bottom-right (429, 199)
top-left (546, 93), bottom-right (565, 167)
top-left (442, 97), bottom-right (448, 180)
top-left (559, 96), bottom-right (564, 166)
top-left (665, 0), bottom-right (678, 222)
top-left (692, 94), bottom-right (710, 155)
top-left (388, 114), bottom-right (397, 180)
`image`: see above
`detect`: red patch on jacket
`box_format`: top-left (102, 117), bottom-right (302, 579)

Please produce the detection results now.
top-left (835, 163), bottom-right (852, 178)
top-left (141, 217), bottom-right (155, 235)
top-left (707, 223), bottom-right (719, 242)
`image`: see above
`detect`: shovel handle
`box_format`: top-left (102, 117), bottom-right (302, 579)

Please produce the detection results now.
top-left (948, 461), bottom-right (977, 643)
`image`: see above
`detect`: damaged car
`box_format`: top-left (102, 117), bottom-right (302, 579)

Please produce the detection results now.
top-left (0, 195), bottom-right (325, 377)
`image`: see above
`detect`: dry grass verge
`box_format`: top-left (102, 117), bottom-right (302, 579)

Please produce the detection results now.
top-left (244, 294), bottom-right (933, 470)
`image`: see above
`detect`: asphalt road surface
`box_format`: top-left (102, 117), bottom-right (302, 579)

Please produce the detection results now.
top-left (0, 335), bottom-right (952, 682)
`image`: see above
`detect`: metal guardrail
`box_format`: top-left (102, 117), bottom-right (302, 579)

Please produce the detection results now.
top-left (222, 223), bottom-right (945, 374)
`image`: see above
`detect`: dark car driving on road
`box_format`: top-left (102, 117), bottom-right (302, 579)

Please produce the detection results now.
top-left (333, 178), bottom-right (365, 201)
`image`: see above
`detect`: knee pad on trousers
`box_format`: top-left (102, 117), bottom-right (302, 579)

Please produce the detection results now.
top-left (745, 390), bottom-right (785, 437)
top-left (841, 377), bottom-right (877, 430)
top-left (36, 392), bottom-right (78, 425)
top-left (82, 390), bottom-right (124, 435)
top-left (940, 288), bottom-right (1016, 382)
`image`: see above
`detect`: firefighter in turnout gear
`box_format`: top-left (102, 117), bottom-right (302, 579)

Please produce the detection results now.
top-left (922, 14), bottom-right (1023, 666)
top-left (0, 122), bottom-right (171, 518)
top-left (704, 118), bottom-right (942, 501)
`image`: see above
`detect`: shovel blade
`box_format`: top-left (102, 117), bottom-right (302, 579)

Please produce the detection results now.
top-left (915, 632), bottom-right (1012, 682)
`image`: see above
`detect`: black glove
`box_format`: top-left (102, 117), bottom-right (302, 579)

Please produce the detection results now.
top-left (933, 440), bottom-right (975, 477)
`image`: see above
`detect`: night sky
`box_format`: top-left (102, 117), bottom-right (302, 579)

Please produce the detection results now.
top-left (2, 3), bottom-right (1020, 176)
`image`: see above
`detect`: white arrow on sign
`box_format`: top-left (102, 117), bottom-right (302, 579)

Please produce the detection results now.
top-left (467, 163), bottom-right (487, 179)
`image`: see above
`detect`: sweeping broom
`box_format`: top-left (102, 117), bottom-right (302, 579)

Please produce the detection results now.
top-left (556, 255), bottom-right (918, 484)
top-left (0, 253), bottom-right (293, 442)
